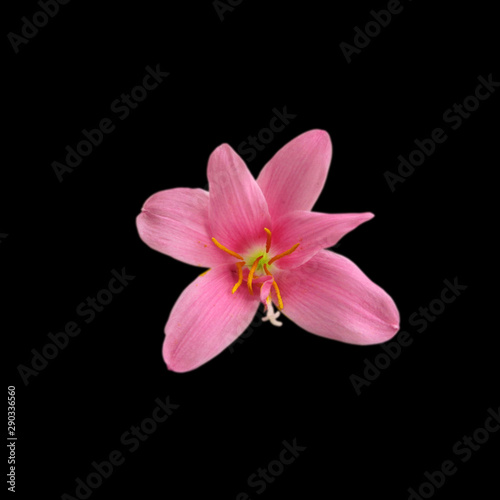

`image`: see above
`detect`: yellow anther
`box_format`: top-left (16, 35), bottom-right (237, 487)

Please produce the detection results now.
top-left (211, 237), bottom-right (245, 260)
top-left (232, 262), bottom-right (245, 294)
top-left (268, 243), bottom-right (300, 266)
top-left (264, 263), bottom-right (284, 309)
top-left (264, 227), bottom-right (272, 253)
top-left (247, 255), bottom-right (263, 295)
top-left (272, 281), bottom-right (284, 310)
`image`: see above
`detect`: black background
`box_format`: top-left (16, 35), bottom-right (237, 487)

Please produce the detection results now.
top-left (4, 0), bottom-right (499, 499)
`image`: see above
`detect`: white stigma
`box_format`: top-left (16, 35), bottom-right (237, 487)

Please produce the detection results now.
top-left (262, 299), bottom-right (282, 327)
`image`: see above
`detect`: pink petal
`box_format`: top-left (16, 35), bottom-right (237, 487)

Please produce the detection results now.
top-left (163, 265), bottom-right (259, 372)
top-left (208, 144), bottom-right (271, 253)
top-left (257, 130), bottom-right (333, 219)
top-left (259, 275), bottom-right (274, 306)
top-left (276, 250), bottom-right (399, 345)
top-left (270, 211), bottom-right (374, 269)
top-left (137, 188), bottom-right (227, 268)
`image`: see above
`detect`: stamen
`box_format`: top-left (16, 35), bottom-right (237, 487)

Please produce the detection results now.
top-left (272, 281), bottom-right (284, 310)
top-left (264, 227), bottom-right (272, 253)
top-left (264, 263), bottom-right (284, 310)
top-left (211, 237), bottom-right (245, 260)
top-left (247, 255), bottom-right (263, 294)
top-left (199, 269), bottom-right (210, 277)
top-left (232, 262), bottom-right (245, 294)
top-left (268, 243), bottom-right (300, 266)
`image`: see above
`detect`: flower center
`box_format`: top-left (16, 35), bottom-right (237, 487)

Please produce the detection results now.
top-left (211, 228), bottom-right (300, 312)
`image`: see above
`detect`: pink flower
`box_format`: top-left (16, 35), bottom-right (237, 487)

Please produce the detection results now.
top-left (136, 130), bottom-right (400, 372)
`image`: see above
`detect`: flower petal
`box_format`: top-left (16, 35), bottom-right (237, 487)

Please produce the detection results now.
top-left (208, 144), bottom-right (271, 253)
top-left (163, 265), bottom-right (259, 372)
top-left (137, 188), bottom-right (228, 268)
top-left (257, 130), bottom-right (333, 219)
top-left (270, 211), bottom-right (374, 269)
top-left (276, 250), bottom-right (399, 345)
top-left (259, 275), bottom-right (274, 306)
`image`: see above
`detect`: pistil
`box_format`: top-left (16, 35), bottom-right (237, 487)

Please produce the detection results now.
top-left (210, 229), bottom-right (300, 313)
top-left (262, 298), bottom-right (283, 327)
top-left (264, 263), bottom-right (284, 310)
